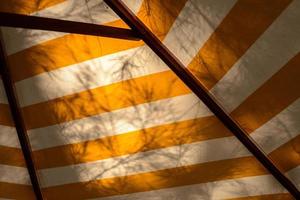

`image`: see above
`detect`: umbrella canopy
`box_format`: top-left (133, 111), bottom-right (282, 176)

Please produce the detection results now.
top-left (0, 0), bottom-right (299, 199)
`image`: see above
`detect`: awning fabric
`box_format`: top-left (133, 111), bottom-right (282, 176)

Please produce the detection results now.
top-left (0, 0), bottom-right (299, 199)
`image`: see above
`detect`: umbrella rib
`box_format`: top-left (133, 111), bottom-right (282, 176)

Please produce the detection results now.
top-left (0, 34), bottom-right (44, 200)
top-left (0, 12), bottom-right (141, 41)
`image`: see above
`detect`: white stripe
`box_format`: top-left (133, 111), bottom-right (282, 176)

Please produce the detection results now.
top-left (211, 0), bottom-right (300, 113)
top-left (15, 0), bottom-right (237, 106)
top-left (0, 164), bottom-right (30, 185)
top-left (39, 136), bottom-right (250, 187)
top-left (287, 166), bottom-right (300, 190)
top-left (16, 46), bottom-right (168, 107)
top-left (93, 175), bottom-right (286, 200)
top-left (251, 98), bottom-right (300, 153)
top-left (28, 93), bottom-right (212, 150)
top-left (0, 125), bottom-right (20, 148)
top-left (0, 80), bottom-right (8, 104)
top-left (163, 0), bottom-right (237, 66)
top-left (1, 0), bottom-right (143, 55)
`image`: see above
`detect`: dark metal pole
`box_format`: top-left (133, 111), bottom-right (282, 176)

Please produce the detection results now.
top-left (0, 12), bottom-right (141, 41)
top-left (104, 0), bottom-right (300, 198)
top-left (0, 33), bottom-right (43, 200)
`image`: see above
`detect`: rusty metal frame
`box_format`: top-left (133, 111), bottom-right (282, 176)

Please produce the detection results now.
top-left (0, 12), bottom-right (140, 40)
top-left (104, 0), bottom-right (300, 198)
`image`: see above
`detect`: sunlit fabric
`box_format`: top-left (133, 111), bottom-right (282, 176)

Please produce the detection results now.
top-left (0, 0), bottom-right (299, 199)
top-left (0, 77), bottom-right (35, 199)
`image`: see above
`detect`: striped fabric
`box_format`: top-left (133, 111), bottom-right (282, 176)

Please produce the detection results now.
top-left (0, 77), bottom-right (35, 199)
top-left (0, 0), bottom-right (299, 199)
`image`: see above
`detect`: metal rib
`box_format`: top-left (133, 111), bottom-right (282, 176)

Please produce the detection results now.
top-left (0, 33), bottom-right (43, 200)
top-left (0, 12), bottom-right (141, 41)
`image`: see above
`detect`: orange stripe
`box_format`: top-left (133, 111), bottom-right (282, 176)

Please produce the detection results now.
top-left (42, 156), bottom-right (267, 200)
top-left (0, 182), bottom-right (34, 200)
top-left (269, 134), bottom-right (300, 172)
top-left (9, 25), bottom-right (142, 82)
top-left (0, 145), bottom-right (25, 167)
top-left (8, 0), bottom-right (188, 82)
top-left (188, 0), bottom-right (292, 90)
top-left (0, 103), bottom-right (14, 126)
top-left (0, 0), bottom-right (65, 14)
top-left (230, 53), bottom-right (300, 176)
top-left (23, 70), bottom-right (190, 129)
top-left (231, 53), bottom-right (300, 133)
top-left (227, 193), bottom-right (293, 200)
top-left (34, 116), bottom-right (231, 169)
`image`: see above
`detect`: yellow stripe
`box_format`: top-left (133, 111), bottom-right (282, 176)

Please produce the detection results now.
top-left (269, 134), bottom-right (300, 172)
top-left (0, 182), bottom-right (34, 200)
top-left (231, 52), bottom-right (300, 133)
top-left (42, 156), bottom-right (267, 200)
top-left (8, 0), bottom-right (188, 82)
top-left (188, 0), bottom-right (292, 90)
top-left (34, 116), bottom-right (231, 169)
top-left (0, 145), bottom-right (25, 167)
top-left (227, 193), bottom-right (293, 200)
top-left (0, 103), bottom-right (13, 126)
top-left (0, 0), bottom-right (66, 14)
